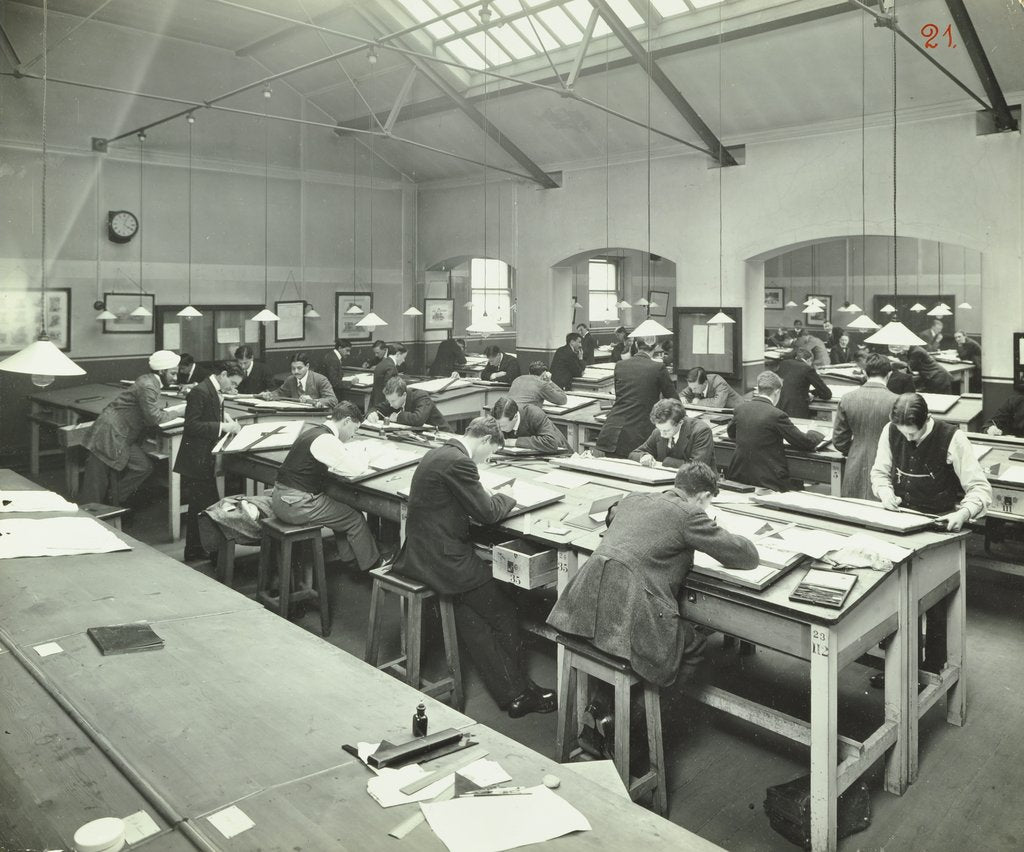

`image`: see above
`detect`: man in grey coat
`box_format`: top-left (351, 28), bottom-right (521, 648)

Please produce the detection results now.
top-left (547, 462), bottom-right (759, 686)
top-left (832, 353), bottom-right (898, 500)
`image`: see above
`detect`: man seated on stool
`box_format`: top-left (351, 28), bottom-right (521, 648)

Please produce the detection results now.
top-left (629, 399), bottom-right (714, 468)
top-left (547, 461), bottom-right (758, 687)
top-left (368, 376), bottom-right (450, 431)
top-left (396, 417), bottom-right (556, 718)
top-left (491, 396), bottom-right (569, 453)
top-left (682, 366), bottom-right (742, 408)
top-left (271, 402), bottom-right (387, 572)
top-left (480, 345), bottom-right (521, 384)
top-left (725, 370), bottom-right (825, 492)
top-left (508, 361), bottom-right (568, 407)
top-left (258, 352), bottom-right (338, 408)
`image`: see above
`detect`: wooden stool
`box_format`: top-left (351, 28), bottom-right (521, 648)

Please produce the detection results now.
top-left (556, 634), bottom-right (667, 816)
top-left (200, 512), bottom-right (238, 588)
top-left (364, 567), bottom-right (464, 711)
top-left (256, 517), bottom-right (330, 636)
top-left (79, 502), bottom-right (128, 531)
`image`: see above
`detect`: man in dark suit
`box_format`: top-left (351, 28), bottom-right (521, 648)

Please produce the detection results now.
top-left (370, 344), bottom-right (402, 408)
top-left (321, 338), bottom-right (353, 398)
top-left (491, 396), bottom-right (569, 453)
top-left (550, 332), bottom-right (586, 390)
top-left (430, 336), bottom-right (467, 377)
top-left (609, 326), bottom-right (629, 362)
top-left (369, 376), bottom-right (450, 430)
top-left (395, 417), bottom-right (556, 718)
top-left (629, 399), bottom-right (715, 468)
top-left (832, 353), bottom-right (897, 500)
top-left (362, 339), bottom-right (388, 369)
top-left (576, 323), bottom-right (597, 364)
top-left (922, 319), bottom-right (946, 352)
top-left (480, 345), bottom-right (521, 384)
top-left (773, 347), bottom-right (832, 419)
top-left (829, 333), bottom-right (855, 365)
top-left (888, 344), bottom-right (952, 393)
top-left (953, 330), bottom-right (982, 392)
top-left (258, 352), bottom-right (337, 408)
top-left (176, 353), bottom-right (209, 389)
top-left (595, 336), bottom-right (676, 457)
top-left (175, 363), bottom-right (243, 561)
top-left (234, 345), bottom-right (272, 394)
top-left (726, 371), bottom-right (825, 492)
top-left (548, 461), bottom-right (758, 687)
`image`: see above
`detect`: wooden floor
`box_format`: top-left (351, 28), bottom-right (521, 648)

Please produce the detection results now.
top-left (41, 470), bottom-right (1024, 851)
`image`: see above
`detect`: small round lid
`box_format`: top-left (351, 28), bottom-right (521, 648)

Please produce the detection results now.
top-left (74, 817), bottom-right (126, 852)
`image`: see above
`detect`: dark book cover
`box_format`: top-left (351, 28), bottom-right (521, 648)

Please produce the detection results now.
top-left (87, 623), bottom-right (164, 656)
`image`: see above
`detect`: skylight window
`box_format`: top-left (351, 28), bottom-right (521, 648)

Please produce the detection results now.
top-left (536, 7), bottom-right (584, 45)
top-left (651, 0), bottom-right (690, 14)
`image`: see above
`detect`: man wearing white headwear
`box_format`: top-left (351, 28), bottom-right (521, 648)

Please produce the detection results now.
top-left (80, 350), bottom-right (186, 506)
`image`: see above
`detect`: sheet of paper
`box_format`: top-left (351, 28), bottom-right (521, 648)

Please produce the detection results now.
top-left (534, 470), bottom-right (590, 489)
top-left (122, 810), bottom-right (161, 844)
top-left (216, 327), bottom-right (241, 345)
top-left (0, 517), bottom-right (130, 560)
top-left (409, 377), bottom-right (472, 393)
top-left (34, 642), bottom-right (63, 657)
top-left (918, 393), bottom-right (958, 414)
top-left (771, 527), bottom-right (849, 559)
top-left (162, 322), bottom-right (181, 351)
top-left (707, 323), bottom-right (726, 354)
top-left (420, 785), bottom-right (591, 852)
top-left (692, 324), bottom-right (708, 355)
top-left (973, 446), bottom-right (991, 462)
top-left (157, 417), bottom-right (185, 430)
top-left (215, 419), bottom-right (307, 453)
top-left (207, 806), bottom-right (255, 839)
top-left (691, 556), bottom-right (780, 587)
top-left (367, 763), bottom-right (455, 808)
top-left (562, 760), bottom-right (629, 800)
top-left (0, 490), bottom-right (77, 513)
top-left (347, 372), bottom-right (375, 386)
top-left (996, 464), bottom-right (1024, 484)
top-left (243, 320), bottom-right (259, 344)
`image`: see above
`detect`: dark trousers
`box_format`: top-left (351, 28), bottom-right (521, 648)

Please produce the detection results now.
top-left (79, 447), bottom-right (153, 506)
top-left (182, 475), bottom-right (220, 556)
top-left (453, 579), bottom-right (530, 707)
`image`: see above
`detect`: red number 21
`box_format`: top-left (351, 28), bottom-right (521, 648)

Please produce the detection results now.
top-left (921, 23), bottom-right (956, 48)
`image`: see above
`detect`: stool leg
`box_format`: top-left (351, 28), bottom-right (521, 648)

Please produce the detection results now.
top-left (439, 599), bottom-right (464, 711)
top-left (406, 593), bottom-right (423, 689)
top-left (219, 538), bottom-right (236, 587)
top-left (256, 534), bottom-right (272, 599)
top-left (312, 538), bottom-right (329, 636)
top-left (557, 653), bottom-right (578, 761)
top-left (365, 581), bottom-right (384, 665)
top-left (278, 537), bottom-right (292, 619)
top-left (644, 684), bottom-right (668, 816)
top-left (613, 673), bottom-right (632, 793)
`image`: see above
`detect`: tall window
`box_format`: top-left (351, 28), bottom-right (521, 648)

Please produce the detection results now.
top-left (470, 258), bottom-right (512, 326)
top-left (588, 258), bottom-right (619, 323)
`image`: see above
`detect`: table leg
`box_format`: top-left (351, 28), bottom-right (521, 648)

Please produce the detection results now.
top-left (30, 420), bottom-right (40, 480)
top-left (884, 571), bottom-right (911, 795)
top-left (906, 556), bottom-right (922, 784)
top-left (555, 549), bottom-right (578, 690)
top-left (945, 542), bottom-right (967, 727)
top-left (399, 502), bottom-right (408, 544)
top-left (168, 468), bottom-right (182, 542)
top-left (809, 623), bottom-right (838, 852)
top-left (829, 461), bottom-right (841, 497)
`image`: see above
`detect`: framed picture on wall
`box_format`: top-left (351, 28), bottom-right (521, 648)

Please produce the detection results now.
top-left (0, 289), bottom-right (71, 352)
top-left (335, 292), bottom-right (373, 341)
top-left (764, 287), bottom-right (784, 310)
top-left (648, 290), bottom-right (670, 318)
top-left (103, 292), bottom-right (155, 334)
top-left (274, 300), bottom-right (305, 342)
top-left (804, 294), bottom-right (831, 327)
top-left (424, 298), bottom-right (455, 331)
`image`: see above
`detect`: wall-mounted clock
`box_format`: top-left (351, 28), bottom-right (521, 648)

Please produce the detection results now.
top-left (107, 210), bottom-right (139, 244)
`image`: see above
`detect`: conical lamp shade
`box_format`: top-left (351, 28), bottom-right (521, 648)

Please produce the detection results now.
top-left (845, 302), bottom-right (862, 312)
top-left (130, 304), bottom-right (152, 318)
top-left (880, 304), bottom-right (897, 314)
top-left (705, 311), bottom-right (736, 326)
top-left (177, 305), bottom-right (203, 318)
top-left (909, 303), bottom-right (926, 312)
top-left (863, 321), bottom-right (927, 347)
top-left (846, 313), bottom-right (880, 330)
top-left (304, 305), bottom-right (321, 318)
top-left (803, 297), bottom-right (825, 307)
top-left (616, 300), bottom-right (631, 310)
top-left (463, 301), bottom-right (475, 309)
top-left (629, 318), bottom-right (674, 337)
top-left (250, 307), bottom-right (280, 322)
top-left (0, 337), bottom-right (86, 380)
top-left (957, 301), bottom-right (972, 310)
top-left (355, 311), bottom-right (387, 328)
top-left (647, 299), bottom-right (660, 310)
top-left (926, 303), bottom-right (952, 317)
top-left (466, 314), bottom-right (504, 335)
top-left (634, 297), bottom-right (649, 307)
top-left (95, 309), bottom-right (117, 321)
top-left (785, 300), bottom-right (798, 308)
top-left (403, 305), bottom-right (423, 317)
top-left (801, 304), bottom-right (825, 314)
top-left (345, 303), bottom-right (364, 315)
top-left (836, 303), bottom-right (852, 312)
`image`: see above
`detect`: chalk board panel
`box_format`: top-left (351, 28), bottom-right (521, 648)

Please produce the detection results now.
top-left (673, 307), bottom-right (742, 381)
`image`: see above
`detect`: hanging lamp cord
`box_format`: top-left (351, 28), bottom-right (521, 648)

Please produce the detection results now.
top-left (187, 118), bottom-right (193, 301)
top-left (891, 0), bottom-right (898, 299)
top-left (39, 0), bottom-right (48, 332)
top-left (264, 101), bottom-right (270, 305)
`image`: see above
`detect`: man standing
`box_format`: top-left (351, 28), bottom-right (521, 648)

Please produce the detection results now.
top-left (576, 323), bottom-right (597, 364)
top-left (259, 352), bottom-right (337, 408)
top-left (550, 332), bottom-right (586, 390)
top-left (726, 371), bottom-right (825, 492)
top-left (794, 330), bottom-right (830, 367)
top-left (548, 462), bottom-right (758, 687)
top-left (321, 338), bottom-right (353, 398)
top-left (888, 344), bottom-right (952, 394)
top-left (508, 361), bottom-right (568, 407)
top-left (629, 399), bottom-right (715, 468)
top-left (774, 347), bottom-right (832, 419)
top-left (832, 354), bottom-right (897, 500)
top-left (953, 331), bottom-right (982, 392)
top-left (369, 376), bottom-right (449, 430)
top-left (609, 326), bottom-right (629, 362)
top-left (491, 397), bottom-right (570, 453)
top-left (362, 339), bottom-right (388, 369)
top-left (175, 363), bottom-right (243, 561)
top-left (234, 345), bottom-right (271, 394)
top-left (480, 345), bottom-right (521, 384)
top-left (595, 336), bottom-right (676, 458)
top-left (176, 354), bottom-right (208, 390)
top-left (369, 344), bottom-right (400, 408)
top-left (271, 402), bottom-right (384, 571)
top-left (80, 350), bottom-right (186, 506)
top-left (396, 417), bottom-right (556, 718)
top-left (430, 335), bottom-right (467, 377)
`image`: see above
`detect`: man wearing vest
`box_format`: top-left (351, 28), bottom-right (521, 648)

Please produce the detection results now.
top-left (271, 402), bottom-right (384, 571)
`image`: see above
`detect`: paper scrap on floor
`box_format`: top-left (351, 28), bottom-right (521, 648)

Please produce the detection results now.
top-left (0, 517), bottom-right (130, 559)
top-left (0, 490), bottom-right (77, 513)
top-left (368, 759), bottom-right (511, 808)
top-left (420, 785), bottom-right (590, 852)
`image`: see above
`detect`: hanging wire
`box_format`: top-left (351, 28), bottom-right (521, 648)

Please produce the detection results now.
top-left (187, 117), bottom-right (193, 302)
top-left (264, 99), bottom-right (270, 305)
top-left (891, 0), bottom-right (898, 300)
top-left (646, 0), bottom-right (652, 312)
top-left (369, 60), bottom-right (375, 289)
top-left (39, 0), bottom-right (48, 329)
top-left (861, 11), bottom-right (867, 309)
top-left (138, 130), bottom-right (145, 307)
top-left (717, 0), bottom-right (725, 310)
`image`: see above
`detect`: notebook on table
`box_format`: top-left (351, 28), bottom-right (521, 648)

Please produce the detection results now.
top-left (87, 623), bottom-right (164, 655)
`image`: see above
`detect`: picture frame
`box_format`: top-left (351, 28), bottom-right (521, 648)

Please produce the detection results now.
top-left (0, 288), bottom-right (71, 352)
top-left (335, 292), bottom-right (373, 341)
top-left (804, 293), bottom-right (831, 327)
top-left (423, 298), bottom-right (455, 331)
top-left (648, 290), bottom-right (670, 318)
top-left (103, 292), bottom-right (155, 334)
top-left (274, 300), bottom-right (306, 342)
top-left (764, 287), bottom-right (784, 310)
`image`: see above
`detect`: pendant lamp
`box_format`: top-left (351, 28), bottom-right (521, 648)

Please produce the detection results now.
top-left (847, 313), bottom-right (880, 331)
top-left (785, 300), bottom-right (798, 308)
top-left (629, 318), bottom-right (673, 337)
top-left (250, 95), bottom-right (278, 323)
top-left (466, 313), bottom-right (504, 336)
top-left (880, 304), bottom-right (897, 314)
top-left (706, 8), bottom-right (733, 328)
top-left (403, 305), bottom-right (423, 317)
top-left (926, 303), bottom-right (952, 317)
top-left (346, 303), bottom-right (365, 315)
top-left (909, 302), bottom-right (925, 312)
top-left (303, 303), bottom-right (320, 318)
top-left (95, 309), bottom-right (117, 321)
top-left (177, 113), bottom-right (202, 319)
top-left (957, 301), bottom-right (973, 310)
top-left (355, 311), bottom-right (387, 329)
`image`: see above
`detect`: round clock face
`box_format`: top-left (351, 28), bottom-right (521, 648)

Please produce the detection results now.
top-left (109, 210), bottom-right (138, 239)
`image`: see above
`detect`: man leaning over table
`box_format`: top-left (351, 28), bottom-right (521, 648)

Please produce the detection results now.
top-left (508, 361), bottom-right (568, 407)
top-left (629, 398), bottom-right (715, 469)
top-left (258, 351), bottom-right (337, 408)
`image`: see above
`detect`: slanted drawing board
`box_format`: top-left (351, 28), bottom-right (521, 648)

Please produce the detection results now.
top-left (752, 492), bottom-right (937, 534)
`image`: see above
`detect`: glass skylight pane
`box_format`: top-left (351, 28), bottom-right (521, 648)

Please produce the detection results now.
top-left (652, 0), bottom-right (690, 15)
top-left (508, 20), bottom-right (541, 52)
top-left (429, 0), bottom-right (457, 13)
top-left (562, 0), bottom-right (596, 28)
top-left (445, 38), bottom-right (486, 70)
top-left (593, 17), bottom-right (611, 37)
top-left (396, 0), bottom-right (438, 24)
top-left (519, 15), bottom-right (561, 52)
top-left (465, 30), bottom-right (511, 65)
top-left (448, 11), bottom-right (477, 31)
top-left (426, 19), bottom-right (455, 37)
top-left (491, 25), bottom-right (534, 59)
top-left (690, 0), bottom-right (725, 7)
top-left (605, 0), bottom-right (644, 27)
top-left (537, 7), bottom-right (584, 44)
top-left (492, 0), bottom-right (519, 16)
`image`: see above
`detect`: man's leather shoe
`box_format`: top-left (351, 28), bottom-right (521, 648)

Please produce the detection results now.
top-left (507, 685), bottom-right (557, 718)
